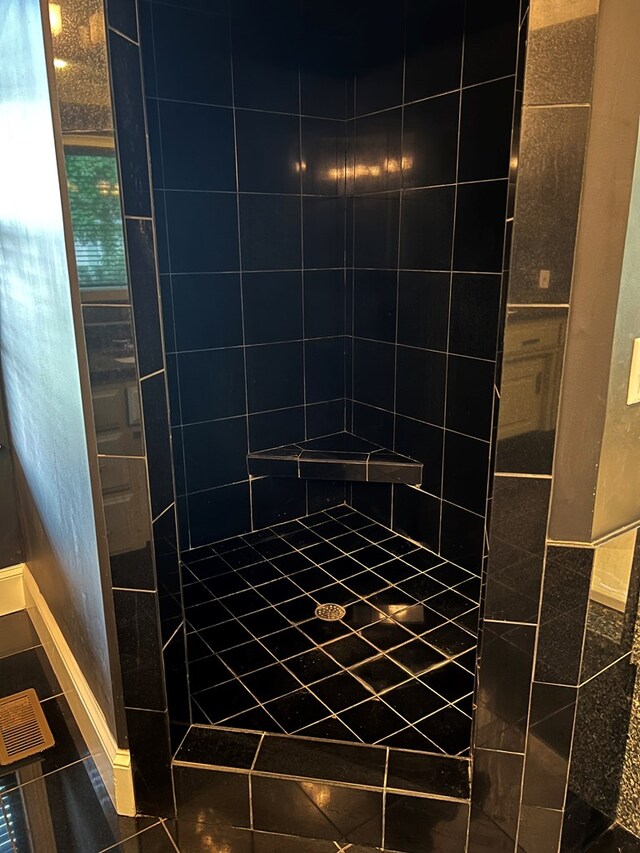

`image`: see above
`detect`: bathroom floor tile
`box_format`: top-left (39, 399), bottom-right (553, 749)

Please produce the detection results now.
top-left (183, 508), bottom-right (479, 755)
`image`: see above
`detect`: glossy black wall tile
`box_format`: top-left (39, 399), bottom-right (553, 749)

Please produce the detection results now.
top-left (243, 273), bottom-right (302, 345)
top-left (304, 270), bottom-right (346, 337)
top-left (252, 775), bottom-right (382, 846)
top-left (188, 482), bottom-right (251, 547)
top-left (141, 372), bottom-right (174, 519)
top-left (463, 0), bottom-right (520, 87)
top-left (246, 342), bottom-right (304, 413)
top-left (162, 620), bottom-right (191, 732)
top-left (440, 501), bottom-right (486, 575)
top-left (172, 274), bottom-right (243, 351)
top-left (392, 485), bottom-right (440, 552)
top-left (399, 187), bottom-right (455, 271)
top-left (470, 748), bottom-right (523, 852)
top-left (251, 477), bottom-right (307, 530)
top-left (178, 348), bottom-right (245, 424)
top-left (445, 356), bottom-right (496, 441)
top-left (127, 708), bottom-right (174, 816)
top-left (107, 0), bottom-right (137, 41)
top-left (459, 77), bottom-right (516, 182)
top-left (517, 805), bottom-right (563, 853)
top-left (397, 271), bottom-right (450, 351)
top-left (484, 475), bottom-right (551, 623)
top-left (159, 102), bottom-right (235, 192)
top-left (99, 456), bottom-right (154, 591)
top-left (113, 589), bottom-right (166, 711)
top-left (149, 4), bottom-right (231, 105)
top-left (475, 622), bottom-right (535, 752)
top-left (394, 416), bottom-right (443, 497)
top-left (453, 181), bottom-right (509, 273)
top-left (385, 794), bottom-right (470, 853)
top-left (404, 0), bottom-right (464, 102)
top-left (183, 418), bottom-right (247, 493)
top-left (165, 192), bottom-right (239, 274)
top-left (534, 546), bottom-right (593, 685)
top-left (353, 193), bottom-right (400, 269)
top-left (522, 683), bottom-right (577, 811)
top-left (442, 431), bottom-right (490, 516)
top-left (495, 306), bottom-right (567, 475)
top-left (236, 111), bottom-right (300, 194)
top-left (396, 348), bottom-right (446, 425)
top-left (449, 274), bottom-right (502, 360)
top-left (174, 765), bottom-right (250, 827)
top-left (402, 94), bottom-right (459, 188)
top-left (108, 32), bottom-right (151, 217)
top-left (126, 219), bottom-right (164, 378)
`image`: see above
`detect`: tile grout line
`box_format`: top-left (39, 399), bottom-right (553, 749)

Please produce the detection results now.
top-left (225, 15), bottom-right (255, 541)
top-left (183, 509), bottom-right (478, 751)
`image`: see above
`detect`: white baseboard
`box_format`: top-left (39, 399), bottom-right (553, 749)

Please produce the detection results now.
top-left (0, 563), bottom-right (26, 616)
top-left (21, 566), bottom-right (136, 816)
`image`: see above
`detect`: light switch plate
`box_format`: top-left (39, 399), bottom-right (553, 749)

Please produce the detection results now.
top-left (627, 337), bottom-right (640, 405)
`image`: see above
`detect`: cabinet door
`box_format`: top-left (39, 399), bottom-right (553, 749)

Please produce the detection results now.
top-left (499, 355), bottom-right (548, 439)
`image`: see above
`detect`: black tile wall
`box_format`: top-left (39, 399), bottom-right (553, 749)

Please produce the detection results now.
top-left (141, 0), bottom-right (350, 550)
top-left (252, 775), bottom-right (382, 845)
top-left (113, 588), bottom-right (166, 712)
top-left (139, 0), bottom-right (522, 581)
top-left (483, 475), bottom-right (551, 623)
top-left (468, 5), bottom-right (625, 852)
top-left (126, 708), bottom-right (174, 816)
top-left (534, 546), bottom-right (593, 685)
top-left (385, 794), bottom-right (470, 853)
top-left (475, 622), bottom-right (535, 753)
top-left (126, 218), bottom-right (164, 378)
top-left (344, 0), bottom-right (518, 578)
top-left (522, 682), bottom-right (577, 811)
top-left (471, 749), bottom-right (523, 852)
top-left (105, 4), bottom-right (187, 816)
top-left (108, 31), bottom-right (151, 217)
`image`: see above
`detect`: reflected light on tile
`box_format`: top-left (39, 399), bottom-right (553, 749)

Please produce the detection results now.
top-left (303, 781), bottom-right (332, 809)
top-left (49, 3), bottom-right (62, 36)
top-left (328, 156), bottom-right (413, 182)
top-left (191, 822), bottom-right (233, 853)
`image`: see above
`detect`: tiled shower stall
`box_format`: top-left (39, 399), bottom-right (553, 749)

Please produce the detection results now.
top-left (6, 0), bottom-right (640, 847)
top-left (87, 0), bottom-right (640, 848)
top-left (135, 0), bottom-right (522, 770)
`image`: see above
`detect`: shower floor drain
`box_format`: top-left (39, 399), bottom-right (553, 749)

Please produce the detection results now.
top-left (315, 603), bottom-right (346, 622)
top-left (0, 688), bottom-right (55, 765)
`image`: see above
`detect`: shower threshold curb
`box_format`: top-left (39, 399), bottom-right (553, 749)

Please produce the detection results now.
top-left (173, 724), bottom-right (471, 802)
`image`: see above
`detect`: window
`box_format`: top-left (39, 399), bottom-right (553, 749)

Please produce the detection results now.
top-left (65, 150), bottom-right (128, 292)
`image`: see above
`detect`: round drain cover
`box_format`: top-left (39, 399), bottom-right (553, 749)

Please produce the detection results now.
top-left (315, 603), bottom-right (346, 622)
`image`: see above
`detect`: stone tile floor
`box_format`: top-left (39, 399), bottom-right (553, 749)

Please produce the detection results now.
top-left (183, 506), bottom-right (480, 755)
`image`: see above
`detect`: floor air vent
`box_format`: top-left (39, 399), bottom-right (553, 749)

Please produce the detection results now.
top-left (0, 689), bottom-right (55, 765)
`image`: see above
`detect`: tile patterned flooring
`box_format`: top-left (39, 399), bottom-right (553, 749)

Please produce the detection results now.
top-left (0, 610), bottom-right (178, 853)
top-left (0, 610), bottom-right (390, 852)
top-left (183, 506), bottom-right (481, 756)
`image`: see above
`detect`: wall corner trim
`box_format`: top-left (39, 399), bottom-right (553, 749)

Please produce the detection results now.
top-left (0, 563), bottom-right (26, 616)
top-left (21, 565), bottom-right (136, 817)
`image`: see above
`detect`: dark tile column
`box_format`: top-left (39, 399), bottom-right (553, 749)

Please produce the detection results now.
top-left (470, 1), bottom-right (603, 850)
top-left (98, 0), bottom-right (189, 816)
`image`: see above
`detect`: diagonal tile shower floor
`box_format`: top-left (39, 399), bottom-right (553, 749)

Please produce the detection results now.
top-left (181, 506), bottom-right (480, 756)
